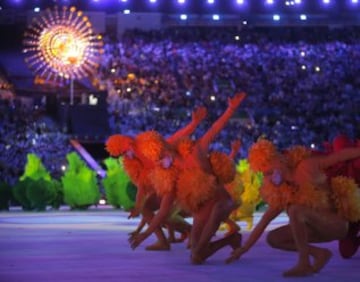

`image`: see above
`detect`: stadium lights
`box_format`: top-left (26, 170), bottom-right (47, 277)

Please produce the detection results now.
top-left (273, 14), bottom-right (280, 21)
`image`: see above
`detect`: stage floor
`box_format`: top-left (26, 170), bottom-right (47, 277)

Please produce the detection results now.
top-left (0, 207), bottom-right (359, 282)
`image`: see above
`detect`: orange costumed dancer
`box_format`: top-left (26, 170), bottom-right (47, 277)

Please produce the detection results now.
top-left (105, 106), bottom-right (207, 250)
top-left (128, 92), bottom-right (246, 264)
top-left (226, 139), bottom-right (360, 277)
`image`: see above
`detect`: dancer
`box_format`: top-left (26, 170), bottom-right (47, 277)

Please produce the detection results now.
top-left (129, 92), bottom-right (246, 264)
top-left (324, 134), bottom-right (360, 259)
top-left (106, 106), bottom-right (207, 250)
top-left (226, 139), bottom-right (360, 277)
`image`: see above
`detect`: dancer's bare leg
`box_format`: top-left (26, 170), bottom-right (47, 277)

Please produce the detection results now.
top-left (281, 205), bottom-right (347, 277)
top-left (139, 196), bottom-right (170, 251)
top-left (191, 196), bottom-right (236, 264)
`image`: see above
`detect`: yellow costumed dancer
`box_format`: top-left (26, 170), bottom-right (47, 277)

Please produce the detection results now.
top-left (226, 138), bottom-right (360, 278)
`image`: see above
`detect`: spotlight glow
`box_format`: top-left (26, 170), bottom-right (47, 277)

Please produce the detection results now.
top-left (212, 14), bottom-right (220, 21)
top-left (273, 14), bottom-right (280, 21)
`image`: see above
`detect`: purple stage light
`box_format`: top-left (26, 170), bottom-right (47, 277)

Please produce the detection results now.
top-left (180, 14), bottom-right (187, 20)
top-left (207, 0), bottom-right (215, 4)
top-left (178, 0), bottom-right (186, 4)
top-left (265, 0), bottom-right (274, 5)
top-left (236, 0), bottom-right (245, 4)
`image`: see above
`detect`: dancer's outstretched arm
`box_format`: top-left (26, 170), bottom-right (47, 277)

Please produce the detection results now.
top-left (167, 106), bottom-right (207, 144)
top-left (226, 206), bottom-right (282, 263)
top-left (199, 92), bottom-right (246, 152)
top-left (229, 140), bottom-right (241, 160)
top-left (319, 147), bottom-right (360, 169)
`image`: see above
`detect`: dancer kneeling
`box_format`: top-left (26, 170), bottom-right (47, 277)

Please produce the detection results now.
top-left (128, 92), bottom-right (247, 264)
top-left (226, 139), bottom-right (360, 277)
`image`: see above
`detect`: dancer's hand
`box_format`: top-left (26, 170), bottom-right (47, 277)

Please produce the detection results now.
top-left (225, 247), bottom-right (247, 264)
top-left (231, 140), bottom-right (241, 154)
top-left (128, 208), bottom-right (140, 219)
top-left (129, 232), bottom-right (147, 250)
top-left (128, 229), bottom-right (139, 237)
top-left (228, 92), bottom-right (246, 109)
top-left (192, 106), bottom-right (207, 123)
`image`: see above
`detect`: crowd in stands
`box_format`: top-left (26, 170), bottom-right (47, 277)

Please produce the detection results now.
top-left (1, 25), bottom-right (360, 185)
top-left (98, 26), bottom-right (360, 156)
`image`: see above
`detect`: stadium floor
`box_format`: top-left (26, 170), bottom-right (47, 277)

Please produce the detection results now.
top-left (0, 207), bottom-right (359, 282)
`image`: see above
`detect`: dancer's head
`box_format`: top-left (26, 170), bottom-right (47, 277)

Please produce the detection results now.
top-left (248, 138), bottom-right (279, 174)
top-left (105, 134), bottom-right (134, 157)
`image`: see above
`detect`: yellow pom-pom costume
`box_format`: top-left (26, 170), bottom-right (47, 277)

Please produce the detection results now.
top-left (331, 176), bottom-right (360, 222)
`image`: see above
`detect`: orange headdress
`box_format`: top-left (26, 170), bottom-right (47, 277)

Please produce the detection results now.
top-left (284, 145), bottom-right (311, 169)
top-left (105, 134), bottom-right (134, 157)
top-left (248, 139), bottom-right (278, 173)
top-left (135, 130), bottom-right (168, 162)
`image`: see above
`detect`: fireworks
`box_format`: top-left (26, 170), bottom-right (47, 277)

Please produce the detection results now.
top-left (23, 6), bottom-right (103, 85)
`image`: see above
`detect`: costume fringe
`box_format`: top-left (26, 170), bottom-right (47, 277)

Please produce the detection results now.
top-left (150, 166), bottom-right (178, 197)
top-left (284, 145), bottom-right (311, 169)
top-left (248, 139), bottom-right (278, 172)
top-left (331, 176), bottom-right (360, 222)
top-left (135, 131), bottom-right (166, 162)
top-left (123, 158), bottom-right (152, 193)
top-left (175, 137), bottom-right (194, 158)
top-left (176, 169), bottom-right (217, 213)
top-left (209, 151), bottom-right (236, 184)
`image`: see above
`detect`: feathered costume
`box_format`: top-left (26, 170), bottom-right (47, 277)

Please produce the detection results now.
top-left (248, 139), bottom-right (360, 222)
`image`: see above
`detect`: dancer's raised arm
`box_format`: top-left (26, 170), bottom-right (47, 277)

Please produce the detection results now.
top-left (167, 106), bottom-right (207, 144)
top-left (198, 92), bottom-right (246, 152)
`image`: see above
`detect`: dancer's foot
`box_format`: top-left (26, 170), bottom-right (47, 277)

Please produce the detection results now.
top-left (339, 222), bottom-right (360, 259)
top-left (283, 264), bottom-right (314, 277)
top-left (145, 241), bottom-right (170, 251)
top-left (190, 252), bottom-right (204, 265)
top-left (224, 223), bottom-right (241, 237)
top-left (312, 248), bottom-right (332, 273)
top-left (228, 232), bottom-right (242, 249)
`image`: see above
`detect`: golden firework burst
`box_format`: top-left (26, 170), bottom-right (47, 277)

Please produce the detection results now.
top-left (23, 6), bottom-right (103, 85)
